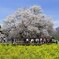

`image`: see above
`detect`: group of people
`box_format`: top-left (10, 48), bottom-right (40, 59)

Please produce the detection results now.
top-left (23, 36), bottom-right (55, 45)
top-left (0, 36), bottom-right (57, 45)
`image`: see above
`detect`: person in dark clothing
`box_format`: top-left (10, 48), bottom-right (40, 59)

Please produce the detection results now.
top-left (23, 38), bottom-right (26, 43)
top-left (11, 38), bottom-right (14, 44)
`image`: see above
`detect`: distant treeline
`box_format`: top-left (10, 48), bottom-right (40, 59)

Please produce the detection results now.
top-left (54, 34), bottom-right (59, 40)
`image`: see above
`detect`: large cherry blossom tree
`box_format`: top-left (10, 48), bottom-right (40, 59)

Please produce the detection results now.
top-left (2, 6), bottom-right (55, 41)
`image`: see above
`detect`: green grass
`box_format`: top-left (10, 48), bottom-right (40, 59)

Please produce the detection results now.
top-left (0, 44), bottom-right (59, 59)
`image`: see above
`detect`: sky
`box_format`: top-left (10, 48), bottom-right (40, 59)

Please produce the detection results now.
top-left (0, 0), bottom-right (59, 28)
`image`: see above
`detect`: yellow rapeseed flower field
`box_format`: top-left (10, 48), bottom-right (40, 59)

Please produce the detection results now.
top-left (0, 44), bottom-right (59, 59)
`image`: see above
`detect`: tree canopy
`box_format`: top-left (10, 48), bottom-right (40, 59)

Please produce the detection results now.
top-left (2, 6), bottom-right (55, 40)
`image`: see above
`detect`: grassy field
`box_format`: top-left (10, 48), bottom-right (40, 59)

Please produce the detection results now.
top-left (0, 44), bottom-right (59, 59)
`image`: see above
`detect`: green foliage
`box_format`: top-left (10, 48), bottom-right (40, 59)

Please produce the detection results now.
top-left (0, 44), bottom-right (59, 59)
top-left (54, 34), bottom-right (59, 40)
